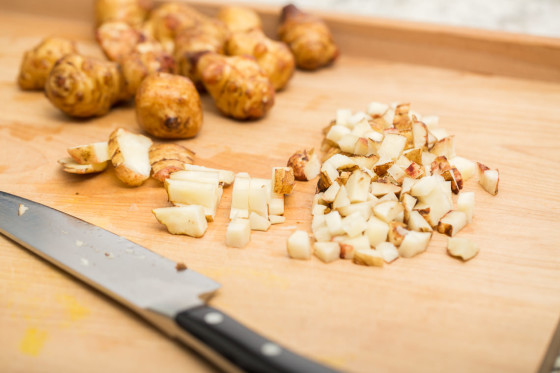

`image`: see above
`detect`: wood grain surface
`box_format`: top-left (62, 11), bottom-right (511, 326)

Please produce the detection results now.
top-left (0, 2), bottom-right (559, 373)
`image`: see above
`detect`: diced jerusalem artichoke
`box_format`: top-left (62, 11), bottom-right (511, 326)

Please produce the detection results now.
top-left (339, 235), bottom-right (370, 258)
top-left (230, 173), bottom-right (250, 219)
top-left (437, 210), bottom-right (467, 237)
top-left (322, 181), bottom-right (341, 203)
top-left (313, 226), bottom-right (332, 242)
top-left (447, 237), bottom-right (479, 261)
top-left (314, 242), bottom-right (340, 263)
top-left (333, 184), bottom-right (351, 210)
top-left (370, 182), bottom-right (401, 197)
top-left (226, 219), bottom-right (251, 248)
top-left (153, 206), bottom-right (207, 237)
top-left (325, 210), bottom-right (345, 236)
top-left (378, 133), bottom-right (407, 160)
top-left (477, 162), bottom-right (499, 195)
top-left (249, 212), bottom-right (271, 231)
top-left (341, 212), bottom-right (368, 238)
top-left (457, 192), bottom-right (475, 223)
top-left (184, 164), bottom-right (235, 186)
top-left (165, 179), bottom-right (221, 211)
top-left (388, 221), bottom-right (409, 246)
top-left (345, 170), bottom-right (370, 202)
top-left (67, 141), bottom-right (110, 164)
top-left (373, 200), bottom-right (404, 223)
top-left (407, 210), bottom-right (433, 232)
top-left (449, 156), bottom-right (475, 181)
top-left (365, 216), bottom-right (389, 246)
top-left (269, 193), bottom-right (285, 216)
top-left (287, 230), bottom-right (312, 259)
top-left (272, 167), bottom-right (295, 194)
top-left (269, 215), bottom-right (286, 225)
top-left (399, 231), bottom-right (431, 258)
top-left (376, 242), bottom-right (399, 263)
top-left (248, 179), bottom-right (269, 218)
top-left (353, 249), bottom-right (384, 267)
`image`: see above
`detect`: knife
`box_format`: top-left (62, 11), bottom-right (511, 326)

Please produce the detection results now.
top-left (0, 191), bottom-right (338, 373)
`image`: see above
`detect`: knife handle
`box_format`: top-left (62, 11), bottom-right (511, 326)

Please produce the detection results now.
top-left (175, 305), bottom-right (339, 373)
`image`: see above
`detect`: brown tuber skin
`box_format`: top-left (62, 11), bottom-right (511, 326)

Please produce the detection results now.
top-left (18, 37), bottom-right (78, 91)
top-left (95, 0), bottom-right (152, 27)
top-left (225, 29), bottom-right (295, 91)
top-left (197, 53), bottom-right (275, 120)
top-left (121, 42), bottom-right (175, 96)
top-left (135, 73), bottom-right (203, 139)
top-left (96, 21), bottom-right (175, 96)
top-left (278, 4), bottom-right (339, 70)
top-left (45, 53), bottom-right (127, 118)
top-left (174, 18), bottom-right (229, 89)
top-left (149, 143), bottom-right (195, 181)
top-left (287, 149), bottom-right (313, 181)
top-left (217, 6), bottom-right (262, 33)
top-left (143, 3), bottom-right (206, 53)
top-left (96, 21), bottom-right (149, 62)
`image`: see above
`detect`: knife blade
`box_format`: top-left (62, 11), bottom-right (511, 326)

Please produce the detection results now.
top-left (0, 191), bottom-right (338, 373)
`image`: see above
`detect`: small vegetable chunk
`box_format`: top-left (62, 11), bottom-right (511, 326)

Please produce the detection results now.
top-left (226, 219), bottom-right (251, 248)
top-left (314, 242), bottom-right (340, 263)
top-left (153, 206), bottom-right (208, 237)
top-left (447, 237), bottom-right (479, 261)
top-left (67, 142), bottom-right (110, 165)
top-left (249, 212), bottom-right (271, 231)
top-left (353, 249), bottom-right (384, 267)
top-left (108, 128), bottom-right (153, 186)
top-left (287, 149), bottom-right (321, 181)
top-left (272, 167), bottom-right (296, 194)
top-left (457, 192), bottom-right (475, 224)
top-left (149, 143), bottom-right (195, 182)
top-left (287, 230), bottom-right (312, 259)
top-left (399, 231), bottom-right (431, 258)
top-left (477, 162), bottom-right (499, 195)
top-left (376, 242), bottom-right (399, 263)
top-left (58, 158), bottom-right (108, 174)
top-left (437, 210), bottom-right (467, 237)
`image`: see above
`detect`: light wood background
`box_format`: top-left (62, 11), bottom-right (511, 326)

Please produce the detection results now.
top-left (0, 1), bottom-right (559, 373)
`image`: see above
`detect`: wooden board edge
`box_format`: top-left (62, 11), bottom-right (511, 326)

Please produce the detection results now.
top-left (2, 0), bottom-right (560, 82)
top-left (190, 0), bottom-right (560, 84)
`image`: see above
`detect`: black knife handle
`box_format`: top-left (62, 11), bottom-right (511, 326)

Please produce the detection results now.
top-left (175, 305), bottom-right (340, 373)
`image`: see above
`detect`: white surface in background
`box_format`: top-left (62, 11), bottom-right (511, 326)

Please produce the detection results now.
top-left (245, 0), bottom-right (560, 38)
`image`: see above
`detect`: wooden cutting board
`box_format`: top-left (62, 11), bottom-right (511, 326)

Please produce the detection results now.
top-left (1, 1), bottom-right (559, 372)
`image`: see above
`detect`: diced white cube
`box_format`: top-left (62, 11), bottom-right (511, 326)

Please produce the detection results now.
top-left (287, 230), bottom-right (312, 259)
top-left (249, 212), bottom-right (271, 231)
top-left (226, 219), bottom-right (251, 248)
top-left (457, 192), bottom-right (475, 223)
top-left (314, 242), bottom-right (340, 263)
top-left (341, 212), bottom-right (368, 238)
top-left (376, 242), bottom-right (399, 263)
top-left (353, 249), bottom-right (384, 267)
top-left (366, 217), bottom-right (390, 246)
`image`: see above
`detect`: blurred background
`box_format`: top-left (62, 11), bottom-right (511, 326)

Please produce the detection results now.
top-left (245, 0), bottom-right (560, 38)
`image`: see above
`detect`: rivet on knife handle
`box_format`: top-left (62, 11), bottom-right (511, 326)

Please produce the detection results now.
top-left (175, 305), bottom-right (340, 373)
